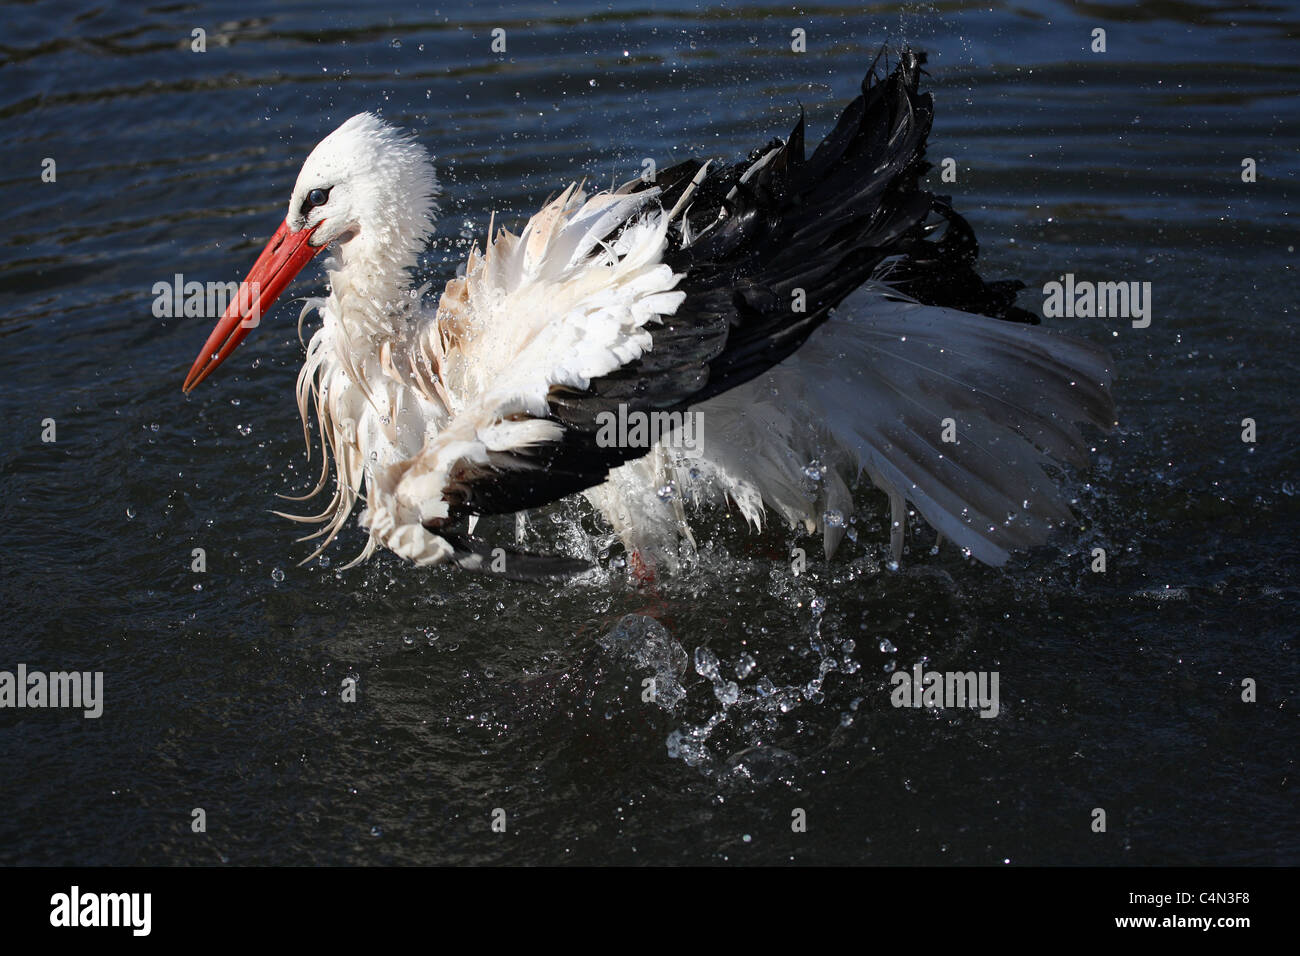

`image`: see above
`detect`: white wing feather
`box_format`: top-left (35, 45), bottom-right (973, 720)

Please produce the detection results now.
top-left (359, 184), bottom-right (686, 564)
top-left (593, 284), bottom-right (1113, 568)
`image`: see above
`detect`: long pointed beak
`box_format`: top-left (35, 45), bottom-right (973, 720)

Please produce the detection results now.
top-left (182, 220), bottom-right (325, 393)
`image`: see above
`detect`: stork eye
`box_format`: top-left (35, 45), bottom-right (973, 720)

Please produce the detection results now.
top-left (306, 187), bottom-right (330, 208)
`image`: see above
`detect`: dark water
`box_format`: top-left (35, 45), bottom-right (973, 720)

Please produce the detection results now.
top-left (1, 0), bottom-right (1296, 865)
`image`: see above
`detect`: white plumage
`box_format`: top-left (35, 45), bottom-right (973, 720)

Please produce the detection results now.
top-left (598, 285), bottom-right (1112, 569)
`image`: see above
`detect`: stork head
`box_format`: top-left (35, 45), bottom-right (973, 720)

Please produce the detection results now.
top-left (183, 112), bottom-right (439, 392)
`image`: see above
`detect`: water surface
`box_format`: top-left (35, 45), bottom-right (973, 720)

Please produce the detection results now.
top-left (0, 0), bottom-right (1296, 865)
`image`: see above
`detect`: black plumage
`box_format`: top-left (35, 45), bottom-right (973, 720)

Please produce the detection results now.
top-left (436, 49), bottom-right (1035, 532)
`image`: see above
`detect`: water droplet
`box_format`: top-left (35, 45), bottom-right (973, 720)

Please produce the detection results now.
top-left (666, 729), bottom-right (683, 758)
top-left (736, 652), bottom-right (756, 679)
top-left (693, 646), bottom-right (719, 680)
top-left (879, 639), bottom-right (896, 653)
top-left (271, 567), bottom-right (285, 583)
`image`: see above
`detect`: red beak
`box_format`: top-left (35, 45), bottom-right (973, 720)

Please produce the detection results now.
top-left (182, 220), bottom-right (325, 392)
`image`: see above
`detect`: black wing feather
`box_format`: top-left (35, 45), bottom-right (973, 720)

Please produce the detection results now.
top-left (438, 49), bottom-right (1032, 531)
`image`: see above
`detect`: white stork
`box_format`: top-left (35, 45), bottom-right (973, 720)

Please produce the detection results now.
top-left (183, 51), bottom-right (1114, 578)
